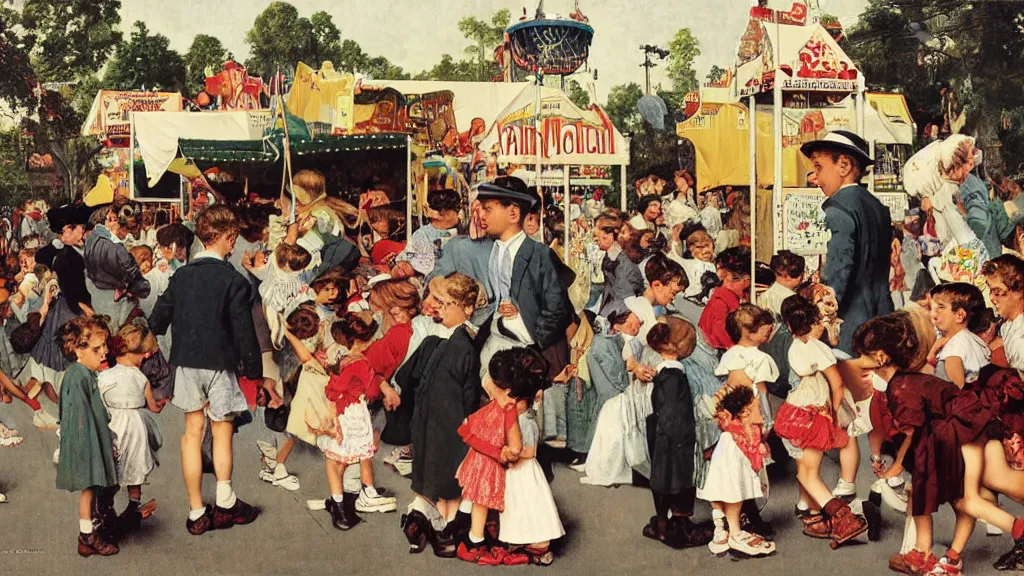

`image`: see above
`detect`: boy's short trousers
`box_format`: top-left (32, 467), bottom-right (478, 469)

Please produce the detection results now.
top-left (172, 367), bottom-right (249, 422)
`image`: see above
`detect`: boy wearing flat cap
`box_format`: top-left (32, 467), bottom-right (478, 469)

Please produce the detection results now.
top-left (801, 130), bottom-right (894, 353)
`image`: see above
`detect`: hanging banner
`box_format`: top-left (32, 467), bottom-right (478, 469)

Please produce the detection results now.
top-left (83, 91), bottom-right (182, 138)
top-left (784, 189), bottom-right (829, 255)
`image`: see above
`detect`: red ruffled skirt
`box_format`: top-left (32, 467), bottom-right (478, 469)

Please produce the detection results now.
top-left (774, 402), bottom-right (848, 452)
top-left (456, 449), bottom-right (507, 511)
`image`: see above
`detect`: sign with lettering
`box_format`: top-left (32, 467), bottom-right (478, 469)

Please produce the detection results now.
top-left (873, 191), bottom-right (908, 222)
top-left (784, 189), bottom-right (829, 255)
top-left (83, 91), bottom-right (182, 138)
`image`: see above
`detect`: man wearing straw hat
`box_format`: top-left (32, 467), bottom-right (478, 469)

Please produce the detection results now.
top-left (801, 130), bottom-right (893, 354)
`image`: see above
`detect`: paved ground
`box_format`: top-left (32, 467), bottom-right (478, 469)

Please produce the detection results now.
top-left (1, 399), bottom-right (1021, 576)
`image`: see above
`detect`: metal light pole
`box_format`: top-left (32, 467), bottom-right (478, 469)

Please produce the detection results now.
top-left (640, 45), bottom-right (670, 95)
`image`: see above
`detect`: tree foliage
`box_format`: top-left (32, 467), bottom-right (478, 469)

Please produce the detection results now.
top-left (185, 35), bottom-right (230, 95)
top-left (245, 3), bottom-right (407, 80)
top-left (845, 0), bottom-right (1024, 174)
top-left (666, 28), bottom-right (701, 95)
top-left (102, 22), bottom-right (186, 92)
top-left (567, 79), bottom-right (591, 110)
top-left (706, 65), bottom-right (727, 83)
top-left (457, 9), bottom-right (510, 81)
top-left (414, 54), bottom-right (477, 82)
top-left (21, 0), bottom-right (123, 82)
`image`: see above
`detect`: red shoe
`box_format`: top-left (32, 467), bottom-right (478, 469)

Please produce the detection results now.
top-left (456, 539), bottom-right (489, 563)
top-left (889, 549), bottom-right (937, 575)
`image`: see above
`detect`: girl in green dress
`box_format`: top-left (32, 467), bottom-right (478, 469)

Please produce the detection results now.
top-left (55, 316), bottom-right (119, 557)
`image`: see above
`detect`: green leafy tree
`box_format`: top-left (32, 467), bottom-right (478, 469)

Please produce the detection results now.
top-left (414, 54), bottom-right (478, 81)
top-left (567, 79), bottom-right (591, 109)
top-left (21, 0), bottom-right (123, 82)
top-left (457, 9), bottom-right (510, 81)
top-left (666, 28), bottom-right (701, 95)
top-left (103, 22), bottom-right (186, 92)
top-left (185, 34), bottom-right (230, 95)
top-left (245, 2), bottom-right (312, 77)
top-left (604, 82), bottom-right (645, 134)
top-left (706, 65), bottom-right (727, 84)
top-left (604, 81), bottom-right (678, 203)
top-left (0, 129), bottom-right (33, 209)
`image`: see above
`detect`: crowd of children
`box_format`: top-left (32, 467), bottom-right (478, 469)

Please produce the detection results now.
top-left (3, 158), bottom-right (1024, 575)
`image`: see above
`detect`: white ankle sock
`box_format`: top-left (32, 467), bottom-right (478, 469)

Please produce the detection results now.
top-left (188, 507), bottom-right (207, 521)
top-left (80, 519), bottom-right (94, 534)
top-left (331, 493), bottom-right (344, 503)
top-left (899, 517), bottom-right (916, 555)
top-left (216, 480), bottom-right (237, 509)
top-left (796, 500), bottom-right (810, 511)
top-left (469, 533), bottom-right (484, 544)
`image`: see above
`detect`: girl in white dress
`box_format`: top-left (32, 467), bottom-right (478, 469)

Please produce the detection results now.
top-left (699, 385), bottom-right (774, 558)
top-left (98, 323), bottom-right (165, 527)
top-left (714, 304), bottom-right (779, 429)
top-left (499, 403), bottom-right (565, 564)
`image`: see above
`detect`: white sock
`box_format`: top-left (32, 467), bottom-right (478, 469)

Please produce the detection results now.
top-left (459, 499), bottom-right (474, 514)
top-left (899, 516), bottom-right (916, 555)
top-left (79, 519), bottom-right (94, 534)
top-left (331, 493), bottom-right (344, 503)
top-left (216, 480), bottom-right (237, 509)
top-left (273, 463), bottom-right (289, 479)
top-left (188, 507), bottom-right (207, 521)
top-left (796, 500), bottom-right (809, 511)
top-left (469, 532), bottom-right (484, 544)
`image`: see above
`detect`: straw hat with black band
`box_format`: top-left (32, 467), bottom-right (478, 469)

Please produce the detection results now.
top-left (799, 130), bottom-right (875, 175)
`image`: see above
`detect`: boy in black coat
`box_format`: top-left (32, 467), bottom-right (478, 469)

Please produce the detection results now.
top-left (149, 205), bottom-right (262, 535)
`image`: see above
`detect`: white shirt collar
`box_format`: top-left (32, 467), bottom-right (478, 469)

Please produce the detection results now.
top-left (194, 250), bottom-right (224, 261)
top-left (495, 230), bottom-right (527, 260)
top-left (656, 360), bottom-right (684, 373)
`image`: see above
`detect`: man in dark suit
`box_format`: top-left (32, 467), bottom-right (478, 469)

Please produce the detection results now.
top-left (802, 130), bottom-right (894, 354)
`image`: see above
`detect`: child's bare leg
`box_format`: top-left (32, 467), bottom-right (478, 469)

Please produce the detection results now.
top-left (722, 501), bottom-right (744, 537)
top-left (949, 501), bottom-right (976, 556)
top-left (981, 439), bottom-right (1024, 504)
top-left (839, 438), bottom-right (860, 484)
top-left (128, 485), bottom-right (142, 501)
top-left (325, 459), bottom-right (345, 496)
top-left (963, 441), bottom-right (1016, 531)
top-left (913, 514), bottom-right (933, 555)
top-left (276, 436), bottom-right (296, 464)
top-left (42, 381), bottom-right (58, 403)
top-left (437, 498), bottom-right (460, 522)
top-left (469, 503), bottom-right (489, 540)
top-left (795, 449), bottom-right (832, 508)
top-left (359, 459), bottom-right (374, 486)
top-left (80, 488), bottom-right (94, 523)
top-left (181, 411), bottom-right (207, 510)
top-left (797, 482), bottom-right (815, 511)
top-left (210, 420), bottom-right (235, 483)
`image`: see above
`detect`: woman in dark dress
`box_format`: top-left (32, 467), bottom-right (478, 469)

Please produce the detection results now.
top-left (642, 317), bottom-right (709, 549)
top-left (402, 273), bottom-right (482, 557)
top-left (83, 204), bottom-right (150, 329)
top-left (852, 313), bottom-right (1024, 573)
top-left (594, 212), bottom-right (644, 316)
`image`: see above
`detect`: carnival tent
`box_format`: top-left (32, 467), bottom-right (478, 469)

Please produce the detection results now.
top-left (82, 91), bottom-right (183, 139)
top-left (377, 80), bottom-right (530, 135)
top-left (478, 85), bottom-right (629, 166)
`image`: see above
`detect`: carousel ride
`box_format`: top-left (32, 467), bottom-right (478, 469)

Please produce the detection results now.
top-left (497, 0), bottom-right (594, 82)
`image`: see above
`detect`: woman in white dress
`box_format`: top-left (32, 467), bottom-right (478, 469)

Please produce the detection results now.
top-left (98, 323), bottom-right (165, 523)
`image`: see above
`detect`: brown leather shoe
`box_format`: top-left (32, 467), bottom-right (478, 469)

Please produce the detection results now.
top-left (823, 498), bottom-right (868, 546)
top-left (186, 505), bottom-right (214, 536)
top-left (213, 498), bottom-right (260, 529)
top-left (802, 515), bottom-right (832, 539)
top-left (78, 532), bottom-right (119, 557)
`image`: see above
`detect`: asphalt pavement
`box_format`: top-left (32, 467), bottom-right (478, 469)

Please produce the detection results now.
top-left (1, 398), bottom-right (1020, 576)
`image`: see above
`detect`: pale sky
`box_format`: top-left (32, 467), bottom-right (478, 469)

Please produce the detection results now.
top-left (118, 0), bottom-right (868, 102)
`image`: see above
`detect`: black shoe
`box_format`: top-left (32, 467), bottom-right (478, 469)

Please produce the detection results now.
top-left (118, 501), bottom-right (143, 534)
top-left (868, 489), bottom-right (882, 509)
top-left (326, 498), bottom-right (356, 531)
top-left (740, 500), bottom-right (774, 538)
top-left (863, 500), bottom-right (882, 542)
top-left (452, 510), bottom-right (472, 538)
top-left (401, 510), bottom-right (432, 553)
top-left (431, 522), bottom-right (457, 558)
top-left (994, 536), bottom-right (1024, 571)
top-left (342, 492), bottom-right (362, 528)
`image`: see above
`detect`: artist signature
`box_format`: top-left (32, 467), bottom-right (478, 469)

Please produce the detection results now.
top-left (0, 549), bottom-right (43, 555)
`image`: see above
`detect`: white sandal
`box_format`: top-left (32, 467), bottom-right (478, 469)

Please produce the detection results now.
top-left (728, 531), bottom-right (776, 557)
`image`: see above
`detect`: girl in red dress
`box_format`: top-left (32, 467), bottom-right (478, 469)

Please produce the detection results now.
top-left (852, 313), bottom-right (1024, 574)
top-left (455, 348), bottom-right (547, 564)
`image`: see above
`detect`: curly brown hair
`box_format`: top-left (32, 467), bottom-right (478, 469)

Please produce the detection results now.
top-left (852, 312), bottom-right (921, 371)
top-left (58, 316), bottom-right (111, 360)
top-left (647, 316), bottom-right (696, 358)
